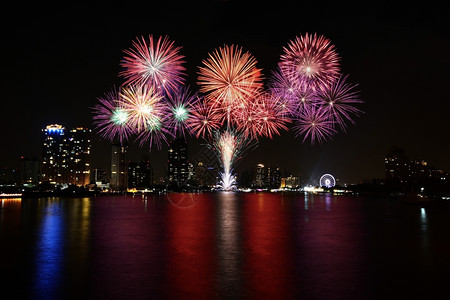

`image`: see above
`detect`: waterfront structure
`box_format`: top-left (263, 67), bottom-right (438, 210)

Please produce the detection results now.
top-left (67, 127), bottom-right (91, 186)
top-left (280, 175), bottom-right (300, 189)
top-left (385, 146), bottom-right (449, 194)
top-left (255, 164), bottom-right (265, 188)
top-left (191, 144), bottom-right (220, 187)
top-left (128, 160), bottom-right (154, 189)
top-left (41, 125), bottom-right (91, 186)
top-left (91, 168), bottom-right (109, 184)
top-left (41, 124), bottom-right (68, 184)
top-left (20, 156), bottom-right (40, 184)
top-left (111, 143), bottom-right (128, 190)
top-left (167, 138), bottom-right (189, 189)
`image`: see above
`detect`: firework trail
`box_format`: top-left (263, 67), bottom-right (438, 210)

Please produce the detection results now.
top-left (214, 130), bottom-right (251, 190)
top-left (92, 88), bottom-right (132, 144)
top-left (120, 35), bottom-right (186, 95)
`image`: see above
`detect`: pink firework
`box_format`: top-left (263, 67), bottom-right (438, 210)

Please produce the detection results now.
top-left (120, 35), bottom-right (186, 94)
top-left (280, 33), bottom-right (340, 91)
top-left (268, 66), bottom-right (316, 116)
top-left (197, 44), bottom-right (263, 113)
top-left (316, 74), bottom-right (363, 131)
top-left (293, 106), bottom-right (337, 144)
top-left (187, 100), bottom-right (222, 139)
top-left (92, 88), bottom-right (132, 144)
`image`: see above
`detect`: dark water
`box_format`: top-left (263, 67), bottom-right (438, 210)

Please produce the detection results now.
top-left (1, 193), bottom-right (449, 299)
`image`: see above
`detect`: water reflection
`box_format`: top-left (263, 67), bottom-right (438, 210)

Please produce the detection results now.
top-left (215, 192), bottom-right (242, 297)
top-left (242, 193), bottom-right (297, 298)
top-left (32, 199), bottom-right (64, 299)
top-left (2, 193), bottom-right (450, 299)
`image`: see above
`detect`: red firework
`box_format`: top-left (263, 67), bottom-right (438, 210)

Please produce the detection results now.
top-left (120, 35), bottom-right (186, 94)
top-left (187, 100), bottom-right (222, 139)
top-left (280, 33), bottom-right (341, 91)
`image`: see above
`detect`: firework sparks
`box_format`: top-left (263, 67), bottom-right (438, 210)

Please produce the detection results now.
top-left (187, 100), bottom-right (222, 139)
top-left (166, 86), bottom-right (199, 138)
top-left (119, 84), bottom-right (172, 149)
top-left (293, 106), bottom-right (337, 144)
top-left (120, 35), bottom-right (186, 94)
top-left (316, 74), bottom-right (363, 131)
top-left (280, 33), bottom-right (340, 91)
top-left (197, 44), bottom-right (263, 114)
top-left (214, 130), bottom-right (243, 191)
top-left (92, 88), bottom-right (132, 144)
top-left (92, 33), bottom-right (364, 191)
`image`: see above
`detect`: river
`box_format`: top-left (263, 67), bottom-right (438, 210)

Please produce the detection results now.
top-left (1, 193), bottom-right (449, 299)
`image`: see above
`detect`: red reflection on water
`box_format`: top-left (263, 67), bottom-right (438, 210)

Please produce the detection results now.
top-left (241, 193), bottom-right (297, 298)
top-left (164, 193), bottom-right (216, 299)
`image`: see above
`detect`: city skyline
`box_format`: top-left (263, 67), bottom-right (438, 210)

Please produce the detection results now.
top-left (1, 1), bottom-right (449, 184)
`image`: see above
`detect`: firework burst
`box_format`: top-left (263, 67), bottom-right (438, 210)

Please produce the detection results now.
top-left (92, 88), bottom-right (132, 144)
top-left (120, 84), bottom-right (172, 149)
top-left (316, 74), bottom-right (363, 131)
top-left (197, 44), bottom-right (263, 114)
top-left (292, 106), bottom-right (337, 144)
top-left (166, 86), bottom-right (200, 138)
top-left (187, 100), bottom-right (222, 139)
top-left (280, 33), bottom-right (340, 91)
top-left (120, 35), bottom-right (186, 94)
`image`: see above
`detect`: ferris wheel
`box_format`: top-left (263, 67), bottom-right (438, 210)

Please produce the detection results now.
top-left (319, 174), bottom-right (336, 188)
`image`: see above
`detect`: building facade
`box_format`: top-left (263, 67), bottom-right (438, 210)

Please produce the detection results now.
top-left (41, 124), bottom-right (91, 186)
top-left (111, 143), bottom-right (128, 190)
top-left (167, 138), bottom-right (189, 189)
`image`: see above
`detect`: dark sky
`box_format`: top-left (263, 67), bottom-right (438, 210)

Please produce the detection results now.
top-left (1, 1), bottom-right (449, 185)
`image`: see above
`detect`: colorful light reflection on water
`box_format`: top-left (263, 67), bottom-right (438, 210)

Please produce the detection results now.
top-left (1, 193), bottom-right (450, 299)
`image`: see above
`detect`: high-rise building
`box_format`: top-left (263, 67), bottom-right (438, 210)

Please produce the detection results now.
top-left (20, 156), bottom-right (40, 184)
top-left (41, 124), bottom-right (92, 186)
top-left (128, 160), bottom-right (154, 189)
top-left (111, 143), bottom-right (128, 190)
top-left (41, 124), bottom-right (69, 184)
top-left (384, 146), bottom-right (449, 194)
top-left (255, 164), bottom-right (265, 188)
top-left (191, 144), bottom-right (220, 187)
top-left (67, 127), bottom-right (91, 186)
top-left (167, 138), bottom-right (189, 189)
top-left (91, 168), bottom-right (109, 184)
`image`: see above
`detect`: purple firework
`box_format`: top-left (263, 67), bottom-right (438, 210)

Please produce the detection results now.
top-left (268, 66), bottom-right (317, 116)
top-left (316, 74), bottom-right (363, 131)
top-left (293, 105), bottom-right (336, 144)
top-left (92, 88), bottom-right (132, 144)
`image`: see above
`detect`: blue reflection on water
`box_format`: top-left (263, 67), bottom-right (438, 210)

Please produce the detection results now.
top-left (32, 200), bottom-right (65, 299)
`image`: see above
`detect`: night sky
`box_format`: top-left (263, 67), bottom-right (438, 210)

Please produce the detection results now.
top-left (2, 1), bottom-right (449, 185)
